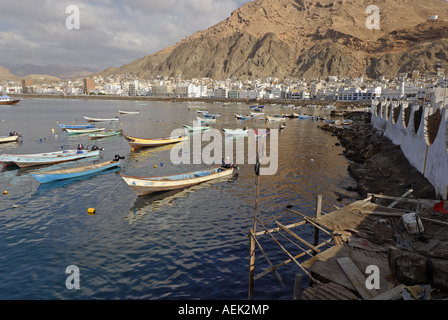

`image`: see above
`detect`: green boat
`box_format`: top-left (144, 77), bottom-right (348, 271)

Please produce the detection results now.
top-left (89, 130), bottom-right (123, 140)
top-left (183, 124), bottom-right (210, 132)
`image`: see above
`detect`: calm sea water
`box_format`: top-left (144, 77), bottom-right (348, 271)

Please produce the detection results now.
top-left (0, 98), bottom-right (357, 300)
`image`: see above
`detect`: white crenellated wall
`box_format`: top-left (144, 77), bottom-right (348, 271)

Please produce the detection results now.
top-left (371, 100), bottom-right (448, 200)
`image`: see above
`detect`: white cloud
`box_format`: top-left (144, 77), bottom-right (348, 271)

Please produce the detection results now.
top-left (0, 0), bottom-right (252, 71)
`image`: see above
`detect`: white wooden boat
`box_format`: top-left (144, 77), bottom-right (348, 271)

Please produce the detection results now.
top-left (119, 110), bottom-right (140, 114)
top-left (66, 128), bottom-right (105, 135)
top-left (121, 166), bottom-right (234, 196)
top-left (196, 116), bottom-right (217, 123)
top-left (0, 135), bottom-right (19, 144)
top-left (83, 116), bottom-right (119, 122)
top-left (1, 149), bottom-right (100, 168)
top-left (222, 128), bottom-right (249, 135)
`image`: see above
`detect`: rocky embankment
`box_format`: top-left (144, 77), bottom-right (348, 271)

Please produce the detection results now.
top-left (320, 112), bottom-right (436, 203)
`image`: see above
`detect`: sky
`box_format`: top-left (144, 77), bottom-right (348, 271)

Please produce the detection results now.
top-left (0, 0), bottom-right (251, 71)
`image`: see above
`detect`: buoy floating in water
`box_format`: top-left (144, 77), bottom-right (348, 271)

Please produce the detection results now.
top-left (87, 208), bottom-right (96, 215)
top-left (3, 190), bottom-right (8, 195)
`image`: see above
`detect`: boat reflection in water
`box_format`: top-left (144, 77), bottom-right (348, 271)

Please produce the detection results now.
top-left (33, 167), bottom-right (122, 196)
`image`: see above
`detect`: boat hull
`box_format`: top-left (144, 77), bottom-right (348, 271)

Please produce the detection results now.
top-left (59, 124), bottom-right (95, 130)
top-left (121, 167), bottom-right (234, 196)
top-left (119, 111), bottom-right (139, 114)
top-left (12, 150), bottom-right (100, 168)
top-left (31, 160), bottom-right (120, 183)
top-left (89, 131), bottom-right (122, 139)
top-left (125, 135), bottom-right (188, 149)
top-left (0, 100), bottom-right (20, 105)
top-left (83, 116), bottom-right (119, 122)
top-left (0, 135), bottom-right (19, 143)
top-left (66, 128), bottom-right (105, 135)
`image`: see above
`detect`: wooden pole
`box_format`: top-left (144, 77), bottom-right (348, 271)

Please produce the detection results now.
top-left (292, 273), bottom-right (303, 300)
top-left (313, 195), bottom-right (322, 255)
top-left (249, 229), bottom-right (255, 300)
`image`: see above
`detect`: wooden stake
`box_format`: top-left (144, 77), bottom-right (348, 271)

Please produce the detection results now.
top-left (249, 229), bottom-right (255, 300)
top-left (314, 195), bottom-right (322, 255)
top-left (292, 273), bottom-right (303, 300)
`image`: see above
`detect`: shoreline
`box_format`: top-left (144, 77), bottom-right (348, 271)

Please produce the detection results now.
top-left (319, 111), bottom-right (436, 204)
top-left (10, 93), bottom-right (371, 109)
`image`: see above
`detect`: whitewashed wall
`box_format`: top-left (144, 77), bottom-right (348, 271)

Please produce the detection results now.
top-left (371, 101), bottom-right (448, 200)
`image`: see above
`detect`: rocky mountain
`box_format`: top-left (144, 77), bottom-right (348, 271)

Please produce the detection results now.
top-left (99, 0), bottom-right (448, 80)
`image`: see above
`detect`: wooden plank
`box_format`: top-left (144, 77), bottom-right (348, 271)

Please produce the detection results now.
top-left (387, 189), bottom-right (413, 208)
top-left (370, 284), bottom-right (406, 300)
top-left (337, 257), bottom-right (379, 299)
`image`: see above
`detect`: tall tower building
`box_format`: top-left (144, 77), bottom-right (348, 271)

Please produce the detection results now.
top-left (83, 78), bottom-right (95, 94)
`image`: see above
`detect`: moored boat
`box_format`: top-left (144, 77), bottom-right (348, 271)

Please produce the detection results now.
top-left (265, 115), bottom-right (284, 122)
top-left (30, 159), bottom-right (122, 183)
top-left (124, 134), bottom-right (188, 149)
top-left (119, 110), bottom-right (140, 114)
top-left (203, 113), bottom-right (221, 118)
top-left (0, 95), bottom-right (20, 105)
top-left (234, 114), bottom-right (251, 120)
top-left (66, 127), bottom-right (106, 135)
top-left (89, 130), bottom-right (122, 139)
top-left (222, 128), bottom-right (249, 135)
top-left (285, 112), bottom-right (299, 118)
top-left (183, 124), bottom-right (210, 132)
top-left (83, 115), bottom-right (119, 122)
top-left (58, 124), bottom-right (96, 130)
top-left (196, 116), bottom-right (217, 123)
top-left (0, 132), bottom-right (20, 144)
top-left (2, 149), bottom-right (100, 168)
top-left (120, 166), bottom-right (234, 196)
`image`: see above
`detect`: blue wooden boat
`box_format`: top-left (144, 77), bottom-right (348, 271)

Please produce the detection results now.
top-left (58, 124), bottom-right (95, 130)
top-left (298, 115), bottom-right (312, 119)
top-left (30, 159), bottom-right (121, 183)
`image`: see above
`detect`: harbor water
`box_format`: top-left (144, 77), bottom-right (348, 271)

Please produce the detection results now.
top-left (0, 98), bottom-right (358, 299)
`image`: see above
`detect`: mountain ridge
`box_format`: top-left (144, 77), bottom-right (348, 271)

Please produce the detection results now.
top-left (98, 0), bottom-right (448, 80)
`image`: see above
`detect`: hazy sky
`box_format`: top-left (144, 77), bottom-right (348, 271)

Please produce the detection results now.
top-left (0, 0), bottom-right (251, 71)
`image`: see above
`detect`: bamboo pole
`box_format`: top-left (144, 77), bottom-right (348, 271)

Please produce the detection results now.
top-left (275, 221), bottom-right (321, 253)
top-left (256, 217), bottom-right (317, 282)
top-left (254, 237), bottom-right (333, 280)
top-left (250, 229), bottom-right (284, 286)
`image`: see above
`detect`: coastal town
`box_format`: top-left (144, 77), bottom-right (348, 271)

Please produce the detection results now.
top-left (2, 67), bottom-right (447, 105)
